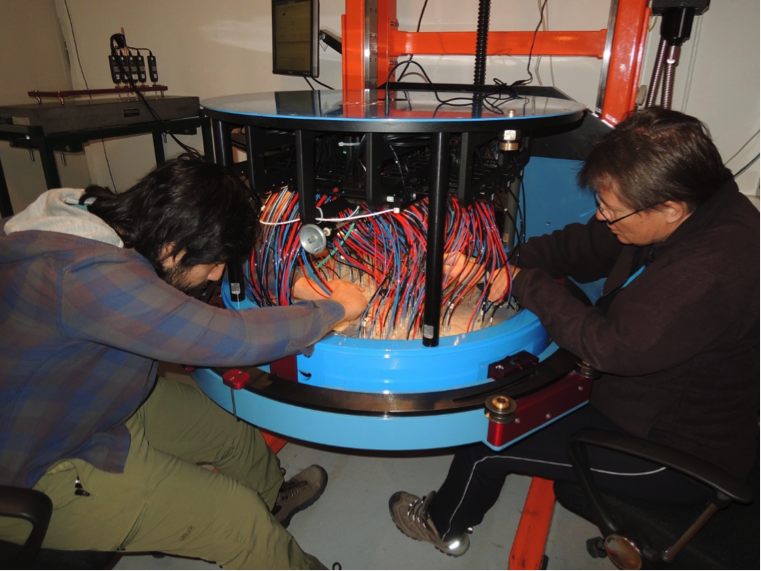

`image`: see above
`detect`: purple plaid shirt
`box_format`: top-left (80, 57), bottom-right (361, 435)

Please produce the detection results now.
top-left (0, 221), bottom-right (344, 487)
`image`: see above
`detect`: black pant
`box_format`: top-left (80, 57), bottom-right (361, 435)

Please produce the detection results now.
top-left (428, 406), bottom-right (711, 540)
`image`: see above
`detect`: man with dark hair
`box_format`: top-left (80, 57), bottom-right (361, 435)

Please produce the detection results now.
top-left (388, 107), bottom-right (759, 556)
top-left (0, 154), bottom-right (367, 569)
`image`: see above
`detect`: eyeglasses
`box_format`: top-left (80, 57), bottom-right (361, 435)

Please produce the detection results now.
top-left (594, 192), bottom-right (644, 225)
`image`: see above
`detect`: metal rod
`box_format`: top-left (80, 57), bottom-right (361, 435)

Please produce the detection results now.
top-left (595, 0), bottom-right (619, 116)
top-left (645, 38), bottom-right (667, 107)
top-left (422, 131), bottom-right (450, 347)
top-left (662, 502), bottom-right (720, 561)
top-left (152, 131), bottom-right (166, 164)
top-left (474, 0), bottom-right (491, 86)
top-left (211, 119), bottom-right (233, 168)
top-left (295, 130), bottom-right (318, 224)
top-left (0, 156), bottom-right (13, 217)
top-left (661, 45), bottom-right (680, 110)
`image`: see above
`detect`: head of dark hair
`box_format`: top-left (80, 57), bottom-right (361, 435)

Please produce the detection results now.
top-left (579, 107), bottom-right (732, 213)
top-left (82, 153), bottom-right (258, 275)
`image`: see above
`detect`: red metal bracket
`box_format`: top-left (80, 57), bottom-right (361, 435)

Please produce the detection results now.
top-left (486, 371), bottom-right (592, 448)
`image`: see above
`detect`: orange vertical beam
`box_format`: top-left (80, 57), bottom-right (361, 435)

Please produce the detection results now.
top-left (342, 0), bottom-right (366, 95)
top-left (377, 0), bottom-right (398, 85)
top-left (599, 0), bottom-right (650, 125)
top-left (508, 477), bottom-right (556, 570)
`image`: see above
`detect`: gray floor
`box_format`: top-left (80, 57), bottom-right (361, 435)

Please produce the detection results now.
top-left (113, 441), bottom-right (614, 570)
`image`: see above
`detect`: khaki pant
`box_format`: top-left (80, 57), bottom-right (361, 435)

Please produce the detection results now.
top-left (0, 377), bottom-right (325, 569)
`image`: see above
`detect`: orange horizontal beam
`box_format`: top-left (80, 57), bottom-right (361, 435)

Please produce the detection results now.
top-left (390, 30), bottom-right (607, 59)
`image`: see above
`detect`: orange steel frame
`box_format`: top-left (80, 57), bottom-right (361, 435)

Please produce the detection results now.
top-left (341, 0), bottom-right (651, 126)
top-left (340, 2), bottom-right (651, 565)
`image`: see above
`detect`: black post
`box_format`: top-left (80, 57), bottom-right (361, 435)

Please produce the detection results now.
top-left (0, 155), bottom-right (13, 217)
top-left (422, 131), bottom-right (450, 347)
top-left (211, 119), bottom-right (234, 168)
top-left (211, 118), bottom-right (243, 301)
top-left (151, 131), bottom-right (166, 164)
top-left (295, 130), bottom-right (318, 224)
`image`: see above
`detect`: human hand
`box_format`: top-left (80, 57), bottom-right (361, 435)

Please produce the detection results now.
top-left (487, 266), bottom-right (519, 303)
top-left (293, 276), bottom-right (328, 301)
top-left (326, 279), bottom-right (368, 331)
top-left (443, 252), bottom-right (480, 282)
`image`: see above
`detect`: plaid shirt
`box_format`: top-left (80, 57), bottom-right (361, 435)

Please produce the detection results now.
top-left (0, 221), bottom-right (344, 488)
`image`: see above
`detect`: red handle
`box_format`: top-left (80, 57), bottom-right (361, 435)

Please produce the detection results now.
top-left (222, 369), bottom-right (250, 390)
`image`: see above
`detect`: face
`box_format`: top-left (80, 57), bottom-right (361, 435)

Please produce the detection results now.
top-left (164, 262), bottom-right (225, 294)
top-left (594, 187), bottom-right (685, 247)
top-left (160, 248), bottom-right (226, 295)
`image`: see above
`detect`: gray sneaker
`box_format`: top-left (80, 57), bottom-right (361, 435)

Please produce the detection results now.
top-left (388, 491), bottom-right (470, 556)
top-left (271, 465), bottom-right (328, 528)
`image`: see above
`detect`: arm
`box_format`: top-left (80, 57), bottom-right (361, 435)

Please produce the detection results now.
top-left (488, 217), bottom-right (622, 302)
top-left (515, 217), bottom-right (622, 282)
top-left (59, 253), bottom-right (351, 367)
top-left (512, 255), bottom-right (734, 376)
top-left (292, 277), bottom-right (367, 331)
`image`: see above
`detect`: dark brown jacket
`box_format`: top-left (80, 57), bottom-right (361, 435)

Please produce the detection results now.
top-left (512, 180), bottom-right (759, 478)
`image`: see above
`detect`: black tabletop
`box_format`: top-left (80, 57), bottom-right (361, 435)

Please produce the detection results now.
top-left (201, 89), bottom-right (586, 134)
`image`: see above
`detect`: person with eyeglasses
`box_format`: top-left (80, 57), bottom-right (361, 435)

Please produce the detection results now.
top-left (388, 106), bottom-right (758, 557)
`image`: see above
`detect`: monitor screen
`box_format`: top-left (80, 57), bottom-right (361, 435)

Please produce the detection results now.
top-left (272, 0), bottom-right (319, 78)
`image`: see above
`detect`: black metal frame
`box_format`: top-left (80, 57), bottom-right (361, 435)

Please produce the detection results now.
top-left (0, 112), bottom-right (212, 217)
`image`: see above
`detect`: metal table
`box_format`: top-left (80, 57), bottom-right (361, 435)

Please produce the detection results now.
top-left (0, 95), bottom-right (212, 217)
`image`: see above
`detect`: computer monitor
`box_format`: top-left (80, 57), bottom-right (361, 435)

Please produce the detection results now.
top-left (271, 0), bottom-right (319, 78)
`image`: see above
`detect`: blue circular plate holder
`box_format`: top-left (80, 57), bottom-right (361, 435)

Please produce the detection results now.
top-left (193, 89), bottom-right (588, 451)
top-left (191, 281), bottom-right (555, 451)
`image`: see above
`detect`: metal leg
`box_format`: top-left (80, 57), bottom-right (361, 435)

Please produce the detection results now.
top-left (212, 119), bottom-right (234, 168)
top-left (364, 132), bottom-right (384, 205)
top-left (200, 114), bottom-right (214, 160)
top-left (295, 130), bottom-right (318, 224)
top-left (0, 153), bottom-right (13, 217)
top-left (422, 131), bottom-right (450, 347)
top-left (152, 131), bottom-right (166, 164)
top-left (33, 128), bottom-right (61, 189)
top-left (211, 118), bottom-right (242, 301)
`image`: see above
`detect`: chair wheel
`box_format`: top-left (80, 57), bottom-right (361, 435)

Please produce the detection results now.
top-left (586, 537), bottom-right (607, 558)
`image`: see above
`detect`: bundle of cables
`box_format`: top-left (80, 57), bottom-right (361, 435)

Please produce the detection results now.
top-left (248, 188), bottom-right (517, 340)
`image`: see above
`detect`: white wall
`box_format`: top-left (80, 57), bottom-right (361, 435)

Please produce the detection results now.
top-left (640, 1), bottom-right (760, 197)
top-left (0, 0), bottom-right (91, 212)
top-left (1, 1), bottom-right (758, 211)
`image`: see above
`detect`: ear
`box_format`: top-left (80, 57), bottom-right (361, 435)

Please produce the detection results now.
top-left (660, 201), bottom-right (690, 224)
top-left (158, 242), bottom-right (178, 264)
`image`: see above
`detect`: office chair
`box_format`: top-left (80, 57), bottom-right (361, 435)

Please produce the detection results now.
top-left (0, 485), bottom-right (120, 570)
top-left (553, 428), bottom-right (758, 570)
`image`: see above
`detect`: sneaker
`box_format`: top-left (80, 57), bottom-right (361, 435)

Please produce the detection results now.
top-left (388, 491), bottom-right (470, 556)
top-left (271, 465), bottom-right (328, 528)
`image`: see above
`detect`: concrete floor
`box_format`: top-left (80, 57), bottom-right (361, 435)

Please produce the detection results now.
top-left (113, 442), bottom-right (614, 570)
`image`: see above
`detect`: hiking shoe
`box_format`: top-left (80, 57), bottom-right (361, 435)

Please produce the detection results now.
top-left (388, 491), bottom-right (470, 556)
top-left (271, 465), bottom-right (328, 528)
